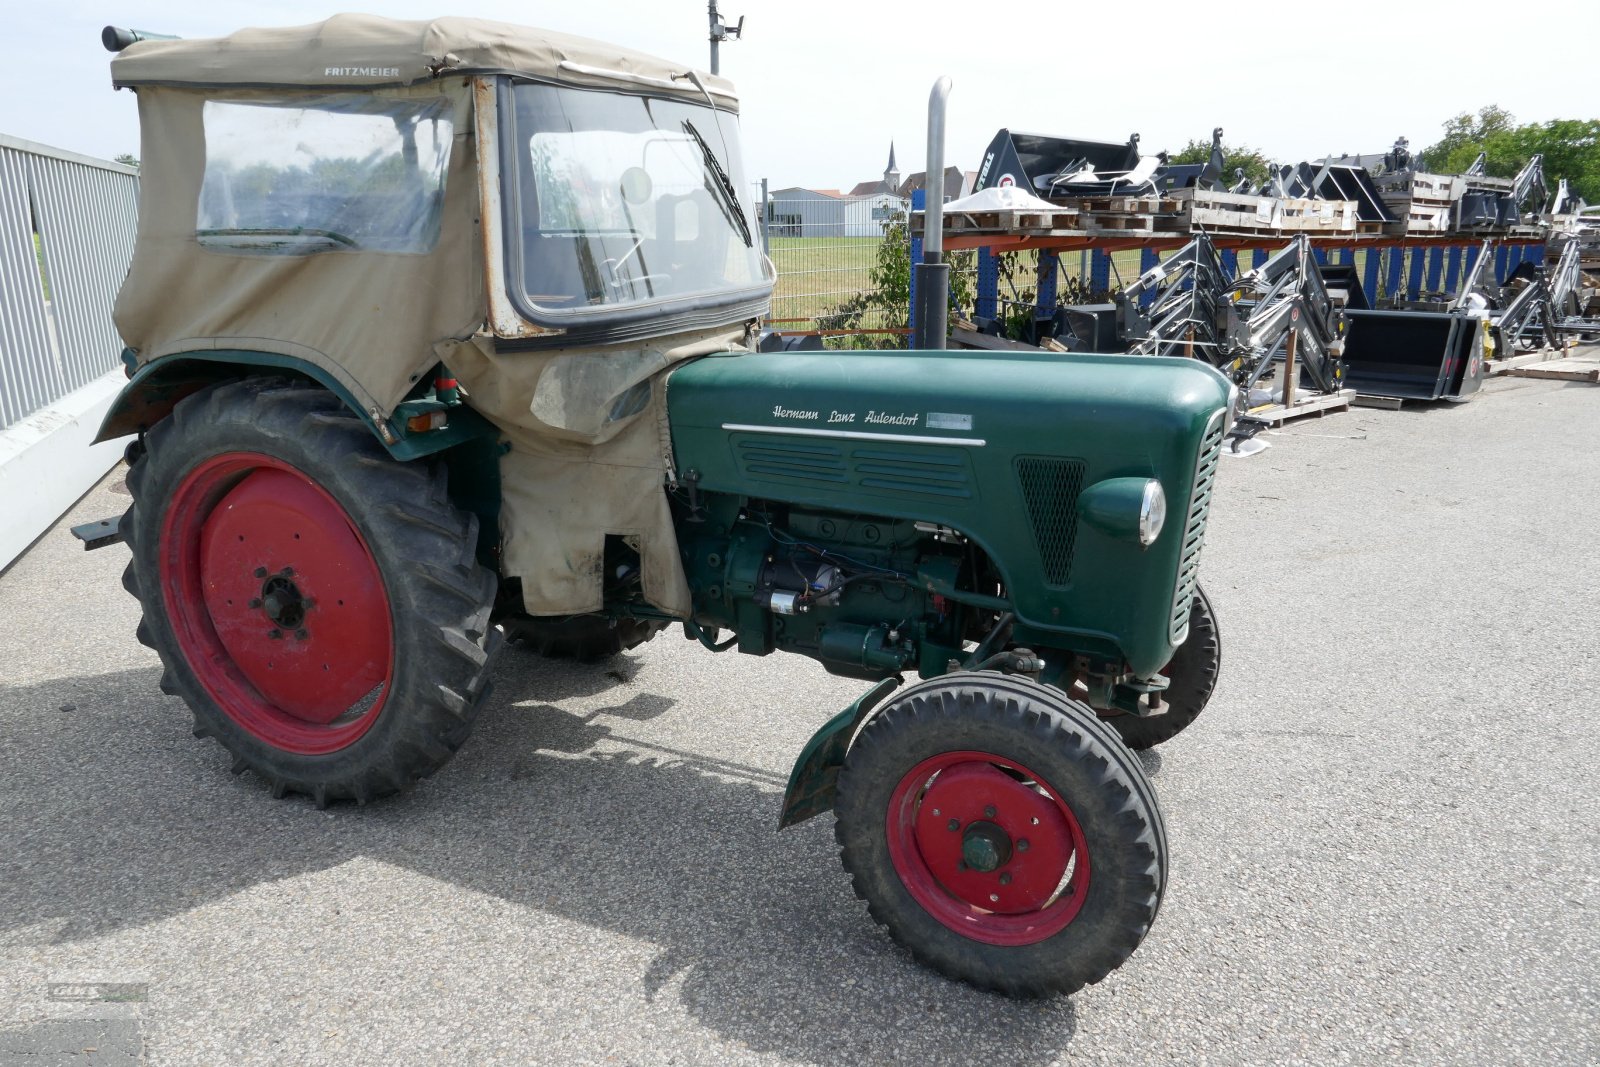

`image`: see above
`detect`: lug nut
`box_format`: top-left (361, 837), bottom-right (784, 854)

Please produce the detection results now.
top-left (1017, 839), bottom-right (1030, 852)
top-left (254, 567), bottom-right (268, 578)
top-left (248, 598), bottom-right (262, 609)
top-left (984, 806), bottom-right (997, 819)
top-left (267, 629), bottom-right (282, 640)
top-left (999, 872), bottom-right (1012, 886)
top-left (947, 819), bottom-right (960, 832)
top-left (294, 629), bottom-right (309, 641)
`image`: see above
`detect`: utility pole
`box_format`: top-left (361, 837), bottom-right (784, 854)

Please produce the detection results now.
top-left (707, 0), bottom-right (744, 75)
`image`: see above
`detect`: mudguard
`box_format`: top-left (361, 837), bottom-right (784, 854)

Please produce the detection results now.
top-left (779, 677), bottom-right (902, 829)
top-left (95, 349), bottom-right (496, 461)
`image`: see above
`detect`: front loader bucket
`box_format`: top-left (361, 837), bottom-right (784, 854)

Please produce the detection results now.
top-left (1342, 310), bottom-right (1485, 401)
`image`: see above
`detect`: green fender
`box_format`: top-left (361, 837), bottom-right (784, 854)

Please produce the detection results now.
top-left (95, 348), bottom-right (496, 462)
top-left (779, 677), bottom-right (902, 829)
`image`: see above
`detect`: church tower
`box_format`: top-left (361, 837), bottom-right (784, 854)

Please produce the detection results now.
top-left (883, 142), bottom-right (900, 195)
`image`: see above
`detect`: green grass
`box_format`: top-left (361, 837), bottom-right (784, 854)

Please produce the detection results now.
top-left (767, 236), bottom-right (881, 326)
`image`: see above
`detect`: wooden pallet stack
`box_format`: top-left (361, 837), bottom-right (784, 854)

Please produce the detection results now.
top-left (1168, 188), bottom-right (1359, 237)
top-left (1072, 194), bottom-right (1182, 237)
top-left (1373, 171), bottom-right (1463, 235)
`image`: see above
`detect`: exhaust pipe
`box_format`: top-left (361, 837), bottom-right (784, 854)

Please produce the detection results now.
top-left (102, 26), bottom-right (178, 53)
top-left (913, 76), bottom-right (952, 350)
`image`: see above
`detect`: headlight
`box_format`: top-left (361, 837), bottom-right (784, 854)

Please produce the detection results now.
top-left (1138, 479), bottom-right (1167, 546)
top-left (1078, 477), bottom-right (1170, 547)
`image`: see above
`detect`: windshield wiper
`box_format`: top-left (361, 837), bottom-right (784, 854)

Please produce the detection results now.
top-left (682, 119), bottom-right (753, 248)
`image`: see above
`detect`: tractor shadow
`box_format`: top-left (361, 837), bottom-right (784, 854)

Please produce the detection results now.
top-left (0, 658), bottom-right (1081, 1064)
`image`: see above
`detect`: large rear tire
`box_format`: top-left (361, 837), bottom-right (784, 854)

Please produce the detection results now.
top-left (834, 672), bottom-right (1166, 997)
top-left (119, 377), bottom-right (500, 805)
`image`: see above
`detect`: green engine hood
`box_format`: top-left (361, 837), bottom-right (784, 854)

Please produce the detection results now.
top-left (665, 348), bottom-right (1230, 676)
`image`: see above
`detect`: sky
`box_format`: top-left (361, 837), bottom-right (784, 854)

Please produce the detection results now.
top-left (4, 1), bottom-right (1597, 191)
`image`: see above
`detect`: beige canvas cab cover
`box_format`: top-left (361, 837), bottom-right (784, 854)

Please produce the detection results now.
top-left (110, 15), bottom-right (759, 621)
top-left (108, 14), bottom-right (738, 105)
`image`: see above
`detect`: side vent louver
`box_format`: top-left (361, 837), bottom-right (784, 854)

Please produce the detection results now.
top-left (1015, 457), bottom-right (1087, 586)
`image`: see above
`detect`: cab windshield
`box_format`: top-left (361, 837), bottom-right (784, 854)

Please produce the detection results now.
top-left (505, 82), bottom-right (772, 325)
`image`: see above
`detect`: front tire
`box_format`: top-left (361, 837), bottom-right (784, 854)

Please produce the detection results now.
top-left (834, 673), bottom-right (1167, 997)
top-left (1105, 586), bottom-right (1221, 750)
top-left (120, 377), bottom-right (500, 805)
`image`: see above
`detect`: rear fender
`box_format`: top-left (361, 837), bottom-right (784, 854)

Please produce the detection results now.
top-left (95, 349), bottom-right (496, 462)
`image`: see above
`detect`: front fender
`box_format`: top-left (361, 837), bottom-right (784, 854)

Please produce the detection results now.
top-left (95, 349), bottom-right (495, 462)
top-left (778, 677), bottom-right (901, 829)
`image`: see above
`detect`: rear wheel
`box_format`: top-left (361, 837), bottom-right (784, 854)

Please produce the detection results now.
top-left (834, 672), bottom-right (1166, 997)
top-left (120, 377), bottom-right (500, 804)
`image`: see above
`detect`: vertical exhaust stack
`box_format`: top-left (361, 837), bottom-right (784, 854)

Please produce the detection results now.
top-left (102, 26), bottom-right (178, 52)
top-left (914, 76), bottom-right (952, 350)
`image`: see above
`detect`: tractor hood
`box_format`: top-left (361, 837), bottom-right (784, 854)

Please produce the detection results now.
top-left (666, 348), bottom-right (1232, 676)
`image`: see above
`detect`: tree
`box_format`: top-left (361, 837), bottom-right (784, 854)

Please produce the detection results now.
top-left (1422, 105), bottom-right (1516, 169)
top-left (818, 209), bottom-right (973, 349)
top-left (1169, 138), bottom-right (1271, 187)
top-left (113, 153), bottom-right (140, 170)
top-left (1422, 106), bottom-right (1600, 202)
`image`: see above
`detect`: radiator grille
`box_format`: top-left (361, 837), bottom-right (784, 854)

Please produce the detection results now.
top-left (1171, 412), bottom-right (1225, 643)
top-left (1015, 457), bottom-right (1087, 586)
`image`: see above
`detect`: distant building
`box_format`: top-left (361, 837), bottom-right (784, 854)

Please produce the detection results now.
top-left (896, 165), bottom-right (970, 201)
top-left (767, 185), bottom-right (907, 238)
top-left (768, 145), bottom-right (911, 238)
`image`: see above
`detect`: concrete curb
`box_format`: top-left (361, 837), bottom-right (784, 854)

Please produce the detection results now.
top-left (0, 369), bottom-right (127, 571)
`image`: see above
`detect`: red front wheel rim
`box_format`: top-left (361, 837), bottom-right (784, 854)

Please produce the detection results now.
top-left (159, 451), bottom-right (395, 755)
top-left (886, 750), bottom-right (1091, 947)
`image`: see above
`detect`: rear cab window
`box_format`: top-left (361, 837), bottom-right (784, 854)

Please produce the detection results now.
top-left (196, 93), bottom-right (452, 255)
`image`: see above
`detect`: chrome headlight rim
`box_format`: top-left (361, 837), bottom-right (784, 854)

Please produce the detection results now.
top-left (1138, 479), bottom-right (1167, 547)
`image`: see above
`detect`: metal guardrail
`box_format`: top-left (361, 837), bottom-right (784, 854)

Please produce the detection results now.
top-left (0, 133), bottom-right (138, 432)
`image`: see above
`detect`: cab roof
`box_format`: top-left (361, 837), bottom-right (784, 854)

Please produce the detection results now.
top-left (109, 13), bottom-right (738, 108)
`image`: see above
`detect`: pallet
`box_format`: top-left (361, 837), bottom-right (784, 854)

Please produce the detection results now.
top-left (1507, 358), bottom-right (1600, 383)
top-left (1067, 194), bottom-right (1178, 214)
top-left (1244, 388), bottom-right (1356, 424)
top-left (1171, 189), bottom-right (1357, 235)
top-left (1081, 213), bottom-right (1161, 234)
top-left (1486, 348), bottom-right (1564, 376)
top-left (1351, 394), bottom-right (1408, 410)
top-left (942, 207), bottom-right (1082, 234)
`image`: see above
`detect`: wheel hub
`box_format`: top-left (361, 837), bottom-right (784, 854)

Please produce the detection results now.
top-left (259, 573), bottom-right (308, 631)
top-left (960, 821), bottom-right (1013, 873)
top-left (891, 755), bottom-right (1088, 942)
top-left (161, 457), bottom-right (393, 744)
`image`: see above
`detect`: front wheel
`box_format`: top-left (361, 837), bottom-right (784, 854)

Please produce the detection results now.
top-left (120, 378), bottom-right (500, 805)
top-left (1105, 585), bottom-right (1221, 750)
top-left (834, 673), bottom-right (1167, 997)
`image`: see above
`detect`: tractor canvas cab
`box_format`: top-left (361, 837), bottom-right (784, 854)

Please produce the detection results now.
top-left (93, 15), bottom-right (1233, 997)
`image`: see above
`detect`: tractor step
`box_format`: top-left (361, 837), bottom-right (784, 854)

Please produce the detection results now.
top-left (71, 517), bottom-right (125, 551)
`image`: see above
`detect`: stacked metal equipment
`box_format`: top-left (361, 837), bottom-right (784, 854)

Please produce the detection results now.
top-left (1082, 233), bottom-right (1348, 397)
top-left (1116, 232), bottom-right (1232, 358)
top-left (1220, 235), bottom-right (1348, 394)
top-left (1341, 244), bottom-right (1494, 401)
top-left (973, 127), bottom-right (1226, 199)
top-left (1456, 152), bottom-right (1546, 231)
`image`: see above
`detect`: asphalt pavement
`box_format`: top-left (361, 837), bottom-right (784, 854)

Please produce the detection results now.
top-left (1, 373), bottom-right (1596, 1065)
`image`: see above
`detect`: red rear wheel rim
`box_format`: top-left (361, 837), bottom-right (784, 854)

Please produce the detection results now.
top-left (886, 750), bottom-right (1091, 946)
top-left (159, 451), bottom-right (394, 755)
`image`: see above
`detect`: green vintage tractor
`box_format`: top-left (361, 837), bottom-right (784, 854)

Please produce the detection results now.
top-left (88, 16), bottom-right (1232, 997)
